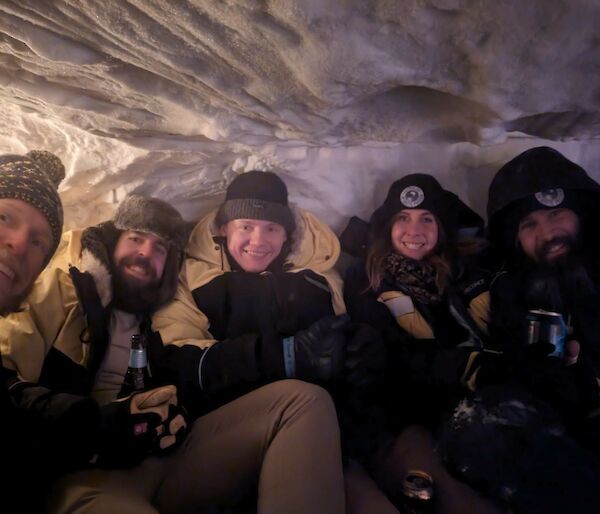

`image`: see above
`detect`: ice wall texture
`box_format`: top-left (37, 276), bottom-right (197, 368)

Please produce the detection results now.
top-left (1, 0), bottom-right (600, 230)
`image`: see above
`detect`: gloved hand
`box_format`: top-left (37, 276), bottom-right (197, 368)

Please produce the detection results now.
top-left (520, 345), bottom-right (598, 421)
top-left (279, 314), bottom-right (350, 383)
top-left (202, 316), bottom-right (382, 392)
top-left (12, 384), bottom-right (102, 473)
top-left (128, 385), bottom-right (188, 454)
top-left (269, 316), bottom-right (386, 386)
top-left (98, 385), bottom-right (187, 468)
top-left (341, 322), bottom-right (386, 387)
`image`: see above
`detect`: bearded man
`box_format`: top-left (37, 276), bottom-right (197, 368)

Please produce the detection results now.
top-left (486, 146), bottom-right (600, 443)
top-left (434, 147), bottom-right (600, 514)
top-left (2, 188), bottom-right (347, 514)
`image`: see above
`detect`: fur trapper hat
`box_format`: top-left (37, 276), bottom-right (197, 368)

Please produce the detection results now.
top-left (113, 194), bottom-right (188, 251)
top-left (80, 195), bottom-right (188, 310)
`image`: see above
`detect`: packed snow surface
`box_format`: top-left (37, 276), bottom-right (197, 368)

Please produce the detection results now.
top-left (1, 1), bottom-right (600, 229)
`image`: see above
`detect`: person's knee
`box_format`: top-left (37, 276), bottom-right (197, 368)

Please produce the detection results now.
top-left (276, 379), bottom-right (333, 403)
top-left (261, 379), bottom-right (337, 416)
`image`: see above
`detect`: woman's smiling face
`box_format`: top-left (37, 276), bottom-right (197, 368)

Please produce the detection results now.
top-left (390, 209), bottom-right (439, 261)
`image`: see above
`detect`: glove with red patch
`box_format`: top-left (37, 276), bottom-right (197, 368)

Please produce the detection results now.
top-left (97, 385), bottom-right (187, 468)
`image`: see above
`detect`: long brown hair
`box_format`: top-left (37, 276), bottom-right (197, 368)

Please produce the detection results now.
top-left (365, 212), bottom-right (453, 293)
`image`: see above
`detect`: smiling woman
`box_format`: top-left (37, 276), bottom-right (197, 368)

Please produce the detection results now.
top-left (343, 173), bottom-right (500, 512)
top-left (390, 209), bottom-right (439, 261)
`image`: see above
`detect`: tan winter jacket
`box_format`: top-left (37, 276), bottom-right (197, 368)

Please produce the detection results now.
top-left (152, 208), bottom-right (345, 349)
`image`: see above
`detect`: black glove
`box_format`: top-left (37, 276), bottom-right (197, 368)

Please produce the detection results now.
top-left (97, 385), bottom-right (187, 468)
top-left (509, 341), bottom-right (597, 422)
top-left (37, 392), bottom-right (101, 471)
top-left (260, 314), bottom-right (351, 383)
top-left (8, 379), bottom-right (101, 473)
top-left (341, 322), bottom-right (386, 387)
top-left (202, 315), bottom-right (361, 392)
top-left (288, 314), bottom-right (350, 382)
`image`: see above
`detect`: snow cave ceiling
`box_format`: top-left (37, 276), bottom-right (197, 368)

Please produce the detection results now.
top-left (1, 0), bottom-right (600, 231)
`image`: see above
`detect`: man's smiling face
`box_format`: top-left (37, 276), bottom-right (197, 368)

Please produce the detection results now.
top-left (113, 230), bottom-right (168, 289)
top-left (0, 198), bottom-right (52, 313)
top-left (517, 208), bottom-right (580, 263)
top-left (221, 219), bottom-right (287, 272)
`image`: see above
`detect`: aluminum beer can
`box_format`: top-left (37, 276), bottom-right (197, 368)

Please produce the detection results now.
top-left (526, 309), bottom-right (566, 358)
top-left (400, 470), bottom-right (434, 514)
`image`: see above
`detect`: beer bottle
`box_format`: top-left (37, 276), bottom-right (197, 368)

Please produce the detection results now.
top-left (118, 333), bottom-right (151, 398)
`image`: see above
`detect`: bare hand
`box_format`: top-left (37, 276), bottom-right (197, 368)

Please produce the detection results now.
top-left (564, 340), bottom-right (580, 366)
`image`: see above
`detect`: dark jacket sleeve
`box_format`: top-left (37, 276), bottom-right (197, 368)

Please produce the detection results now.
top-left (344, 262), bottom-right (471, 387)
top-left (5, 354), bottom-right (194, 472)
top-left (4, 366), bottom-right (101, 475)
top-left (345, 262), bottom-right (488, 428)
top-left (489, 272), bottom-right (600, 422)
top-left (147, 327), bottom-right (272, 415)
top-left (149, 269), bottom-right (338, 414)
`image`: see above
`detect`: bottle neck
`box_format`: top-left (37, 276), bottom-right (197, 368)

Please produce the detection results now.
top-left (128, 347), bottom-right (147, 369)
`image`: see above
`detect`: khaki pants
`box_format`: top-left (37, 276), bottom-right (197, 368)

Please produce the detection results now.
top-left (48, 380), bottom-right (345, 514)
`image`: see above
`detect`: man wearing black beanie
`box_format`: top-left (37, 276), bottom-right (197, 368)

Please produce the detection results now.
top-left (154, 170), bottom-right (384, 399)
top-left (152, 171), bottom-right (386, 500)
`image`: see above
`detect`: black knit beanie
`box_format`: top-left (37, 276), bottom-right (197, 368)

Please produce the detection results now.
top-left (370, 173), bottom-right (482, 242)
top-left (216, 171), bottom-right (295, 234)
top-left (0, 150), bottom-right (65, 259)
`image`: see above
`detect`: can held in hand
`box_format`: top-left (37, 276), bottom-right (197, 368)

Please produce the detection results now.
top-left (526, 309), bottom-right (567, 358)
top-left (400, 470), bottom-right (434, 514)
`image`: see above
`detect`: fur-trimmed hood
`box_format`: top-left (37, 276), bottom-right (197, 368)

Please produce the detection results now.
top-left (182, 205), bottom-right (345, 314)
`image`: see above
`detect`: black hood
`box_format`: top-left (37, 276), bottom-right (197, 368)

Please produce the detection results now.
top-left (370, 173), bottom-right (483, 242)
top-left (487, 146), bottom-right (600, 252)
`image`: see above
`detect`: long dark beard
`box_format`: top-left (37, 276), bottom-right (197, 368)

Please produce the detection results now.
top-left (111, 257), bottom-right (162, 313)
top-left (524, 249), bottom-right (596, 313)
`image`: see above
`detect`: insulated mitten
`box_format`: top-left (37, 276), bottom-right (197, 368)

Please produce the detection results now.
top-left (342, 322), bottom-right (386, 387)
top-left (129, 385), bottom-right (187, 454)
top-left (283, 314), bottom-right (350, 382)
top-left (98, 385), bottom-right (187, 467)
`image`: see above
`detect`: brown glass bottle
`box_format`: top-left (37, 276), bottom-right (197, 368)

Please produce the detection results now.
top-left (118, 333), bottom-right (151, 398)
